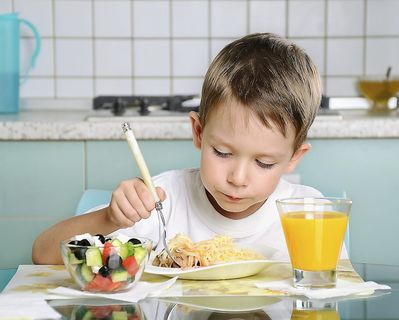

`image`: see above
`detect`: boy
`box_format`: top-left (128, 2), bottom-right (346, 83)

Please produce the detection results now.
top-left (32, 33), bottom-right (328, 265)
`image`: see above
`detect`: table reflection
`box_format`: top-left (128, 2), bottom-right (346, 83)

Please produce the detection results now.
top-left (51, 298), bottom-right (343, 320)
top-left (291, 301), bottom-right (339, 320)
top-left (50, 299), bottom-right (144, 320)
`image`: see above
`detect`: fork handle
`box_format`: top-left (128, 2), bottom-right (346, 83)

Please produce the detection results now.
top-left (122, 123), bottom-right (160, 203)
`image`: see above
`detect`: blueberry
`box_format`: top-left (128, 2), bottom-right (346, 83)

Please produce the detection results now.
top-left (128, 238), bottom-right (141, 245)
top-left (98, 265), bottom-right (110, 277)
top-left (67, 240), bottom-right (86, 260)
top-left (95, 234), bottom-right (106, 244)
top-left (79, 239), bottom-right (91, 247)
top-left (74, 247), bottom-right (87, 260)
top-left (107, 254), bottom-right (122, 270)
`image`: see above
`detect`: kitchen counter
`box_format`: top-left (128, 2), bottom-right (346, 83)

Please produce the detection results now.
top-left (1, 109), bottom-right (399, 140)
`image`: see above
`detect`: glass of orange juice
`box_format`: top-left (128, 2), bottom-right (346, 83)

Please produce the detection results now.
top-left (276, 197), bottom-right (352, 288)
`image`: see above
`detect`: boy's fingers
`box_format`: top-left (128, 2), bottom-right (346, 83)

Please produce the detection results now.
top-left (125, 187), bottom-right (151, 219)
top-left (117, 196), bottom-right (139, 220)
top-left (156, 187), bottom-right (167, 202)
top-left (133, 181), bottom-right (157, 213)
top-left (109, 201), bottom-right (135, 228)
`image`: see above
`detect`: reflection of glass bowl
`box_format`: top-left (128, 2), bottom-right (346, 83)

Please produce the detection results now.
top-left (358, 77), bottom-right (399, 111)
top-left (71, 303), bottom-right (144, 320)
top-left (61, 236), bottom-right (152, 293)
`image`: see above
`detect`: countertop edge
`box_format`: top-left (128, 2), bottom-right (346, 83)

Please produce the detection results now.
top-left (1, 111), bottom-right (399, 140)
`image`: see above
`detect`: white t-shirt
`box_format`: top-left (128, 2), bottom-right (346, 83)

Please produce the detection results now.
top-left (110, 168), bottom-right (348, 261)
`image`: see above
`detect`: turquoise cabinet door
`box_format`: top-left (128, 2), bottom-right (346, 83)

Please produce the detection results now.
top-left (86, 140), bottom-right (200, 189)
top-left (296, 139), bottom-right (399, 265)
top-left (0, 141), bottom-right (85, 268)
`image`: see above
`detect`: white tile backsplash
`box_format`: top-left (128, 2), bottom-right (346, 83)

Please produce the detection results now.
top-left (20, 78), bottom-right (54, 98)
top-left (94, 1), bottom-right (131, 38)
top-left (54, 0), bottom-right (92, 37)
top-left (14, 0), bottom-right (53, 37)
top-left (172, 40), bottom-right (209, 77)
top-left (211, 1), bottom-right (247, 37)
top-left (56, 39), bottom-right (93, 76)
top-left (366, 38), bottom-right (399, 76)
top-left (9, 0), bottom-right (399, 101)
top-left (56, 78), bottom-right (93, 98)
top-left (249, 0), bottom-right (286, 36)
top-left (95, 40), bottom-right (132, 77)
top-left (134, 40), bottom-right (170, 77)
top-left (172, 1), bottom-right (208, 38)
top-left (326, 77), bottom-right (360, 97)
top-left (327, 39), bottom-right (363, 76)
top-left (133, 1), bottom-right (170, 38)
top-left (327, 0), bottom-right (364, 37)
top-left (95, 78), bottom-right (133, 96)
top-left (0, 1), bottom-right (12, 12)
top-left (172, 78), bottom-right (203, 95)
top-left (21, 38), bottom-right (53, 77)
top-left (292, 39), bottom-right (325, 76)
top-left (367, 0), bottom-right (399, 36)
top-left (135, 79), bottom-right (170, 95)
top-left (288, 0), bottom-right (325, 37)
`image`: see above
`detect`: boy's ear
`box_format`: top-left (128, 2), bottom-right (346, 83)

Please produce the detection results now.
top-left (189, 111), bottom-right (202, 149)
top-left (285, 143), bottom-right (311, 173)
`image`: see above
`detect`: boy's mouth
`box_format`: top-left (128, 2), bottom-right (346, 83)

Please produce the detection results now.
top-left (224, 193), bottom-right (242, 202)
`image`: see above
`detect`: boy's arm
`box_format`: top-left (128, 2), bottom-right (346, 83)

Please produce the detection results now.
top-left (32, 178), bottom-right (166, 265)
top-left (32, 207), bottom-right (118, 265)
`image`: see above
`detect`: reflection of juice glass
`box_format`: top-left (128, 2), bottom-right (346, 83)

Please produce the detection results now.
top-left (291, 300), bottom-right (340, 320)
top-left (276, 197), bottom-right (352, 288)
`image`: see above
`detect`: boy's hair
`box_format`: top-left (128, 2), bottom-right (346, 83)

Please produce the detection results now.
top-left (200, 33), bottom-right (322, 151)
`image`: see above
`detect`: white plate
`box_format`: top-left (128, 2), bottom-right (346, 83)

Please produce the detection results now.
top-left (144, 259), bottom-right (281, 280)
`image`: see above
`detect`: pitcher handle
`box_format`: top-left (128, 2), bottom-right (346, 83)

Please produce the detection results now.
top-left (19, 19), bottom-right (41, 84)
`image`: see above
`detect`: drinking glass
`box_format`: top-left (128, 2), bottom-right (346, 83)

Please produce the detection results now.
top-left (276, 197), bottom-right (352, 288)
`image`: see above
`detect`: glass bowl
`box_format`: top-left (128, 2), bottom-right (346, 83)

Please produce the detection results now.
top-left (60, 234), bottom-right (152, 293)
top-left (358, 77), bottom-right (399, 111)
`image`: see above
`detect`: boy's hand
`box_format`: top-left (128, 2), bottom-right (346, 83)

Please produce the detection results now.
top-left (106, 178), bottom-right (166, 228)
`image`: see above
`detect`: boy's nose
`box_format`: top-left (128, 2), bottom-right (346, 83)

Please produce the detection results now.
top-left (227, 162), bottom-right (249, 187)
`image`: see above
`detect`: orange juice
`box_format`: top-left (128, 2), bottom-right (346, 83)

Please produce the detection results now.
top-left (281, 211), bottom-right (348, 271)
top-left (291, 309), bottom-right (340, 320)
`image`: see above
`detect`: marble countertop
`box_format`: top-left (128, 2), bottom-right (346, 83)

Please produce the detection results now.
top-left (1, 109), bottom-right (399, 140)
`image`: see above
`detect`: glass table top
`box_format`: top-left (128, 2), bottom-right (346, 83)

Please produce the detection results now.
top-left (1, 262), bottom-right (399, 319)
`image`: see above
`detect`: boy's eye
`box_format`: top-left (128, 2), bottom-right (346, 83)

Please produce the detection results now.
top-left (213, 147), bottom-right (231, 158)
top-left (256, 159), bottom-right (275, 169)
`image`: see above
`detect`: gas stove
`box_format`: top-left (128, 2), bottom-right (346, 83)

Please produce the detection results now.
top-left (93, 95), bottom-right (200, 116)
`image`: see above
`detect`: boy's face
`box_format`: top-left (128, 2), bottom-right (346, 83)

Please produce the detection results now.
top-left (190, 99), bottom-right (310, 219)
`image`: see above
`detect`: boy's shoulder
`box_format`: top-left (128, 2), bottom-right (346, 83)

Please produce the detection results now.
top-left (153, 168), bottom-right (200, 185)
top-left (273, 178), bottom-right (323, 199)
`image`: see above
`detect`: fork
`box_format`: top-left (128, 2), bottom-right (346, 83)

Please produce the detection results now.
top-left (122, 122), bottom-right (181, 267)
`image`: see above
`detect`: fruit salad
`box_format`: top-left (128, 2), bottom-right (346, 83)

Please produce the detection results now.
top-left (61, 233), bottom-right (151, 292)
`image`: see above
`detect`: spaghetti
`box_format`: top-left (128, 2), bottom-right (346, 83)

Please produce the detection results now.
top-left (152, 233), bottom-right (264, 269)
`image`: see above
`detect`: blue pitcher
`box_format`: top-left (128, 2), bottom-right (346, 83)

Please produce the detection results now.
top-left (0, 13), bottom-right (41, 113)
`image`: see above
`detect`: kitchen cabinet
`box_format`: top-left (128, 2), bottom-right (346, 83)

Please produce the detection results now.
top-left (0, 141), bottom-right (84, 268)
